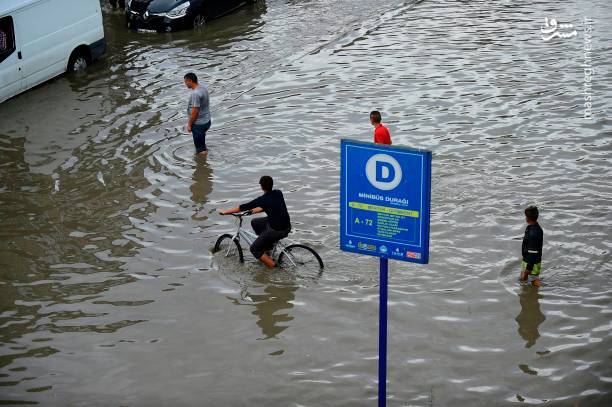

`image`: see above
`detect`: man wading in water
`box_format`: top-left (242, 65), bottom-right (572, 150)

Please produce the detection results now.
top-left (184, 72), bottom-right (211, 157)
top-left (219, 176), bottom-right (292, 268)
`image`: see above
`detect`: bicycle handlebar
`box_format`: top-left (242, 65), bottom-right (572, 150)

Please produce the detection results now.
top-left (230, 210), bottom-right (252, 217)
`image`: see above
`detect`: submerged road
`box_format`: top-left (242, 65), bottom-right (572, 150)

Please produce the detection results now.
top-left (1, 0), bottom-right (611, 405)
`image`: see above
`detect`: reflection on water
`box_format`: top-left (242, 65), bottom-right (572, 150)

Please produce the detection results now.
top-left (229, 271), bottom-right (298, 341)
top-left (515, 287), bottom-right (546, 349)
top-left (190, 158), bottom-right (213, 204)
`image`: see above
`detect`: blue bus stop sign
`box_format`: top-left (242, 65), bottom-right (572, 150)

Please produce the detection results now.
top-left (340, 139), bottom-right (432, 264)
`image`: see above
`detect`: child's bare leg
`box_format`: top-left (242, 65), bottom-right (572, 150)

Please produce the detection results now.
top-left (259, 253), bottom-right (276, 268)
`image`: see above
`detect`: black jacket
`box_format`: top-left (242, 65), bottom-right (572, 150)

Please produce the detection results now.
top-left (239, 190), bottom-right (291, 231)
top-left (522, 223), bottom-right (543, 271)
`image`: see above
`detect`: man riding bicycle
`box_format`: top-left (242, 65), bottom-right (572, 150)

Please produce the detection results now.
top-left (219, 176), bottom-right (291, 268)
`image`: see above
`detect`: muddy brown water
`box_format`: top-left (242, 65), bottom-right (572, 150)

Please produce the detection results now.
top-left (1, 0), bottom-right (611, 405)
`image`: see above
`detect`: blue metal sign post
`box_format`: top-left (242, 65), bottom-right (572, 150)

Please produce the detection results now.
top-left (378, 257), bottom-right (388, 407)
top-left (340, 139), bottom-right (432, 406)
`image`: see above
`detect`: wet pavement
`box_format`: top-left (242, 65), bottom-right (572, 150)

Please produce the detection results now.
top-left (1, 0), bottom-right (611, 405)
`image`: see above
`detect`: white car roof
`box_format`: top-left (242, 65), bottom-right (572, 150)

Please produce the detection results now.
top-left (1, 0), bottom-right (43, 17)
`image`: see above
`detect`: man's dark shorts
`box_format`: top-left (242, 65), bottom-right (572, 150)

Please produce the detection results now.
top-left (192, 120), bottom-right (211, 153)
top-left (250, 217), bottom-right (290, 259)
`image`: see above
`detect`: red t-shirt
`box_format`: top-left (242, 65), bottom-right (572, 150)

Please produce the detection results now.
top-left (374, 124), bottom-right (392, 145)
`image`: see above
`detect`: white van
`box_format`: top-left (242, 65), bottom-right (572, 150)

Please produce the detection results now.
top-left (0, 0), bottom-right (106, 104)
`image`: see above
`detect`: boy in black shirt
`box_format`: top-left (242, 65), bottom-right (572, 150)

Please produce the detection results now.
top-left (219, 176), bottom-right (291, 268)
top-left (520, 206), bottom-right (544, 286)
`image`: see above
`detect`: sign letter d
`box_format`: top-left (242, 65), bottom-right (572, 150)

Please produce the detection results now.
top-left (366, 154), bottom-right (402, 191)
top-left (376, 161), bottom-right (395, 183)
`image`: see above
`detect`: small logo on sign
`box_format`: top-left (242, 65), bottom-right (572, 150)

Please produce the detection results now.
top-left (365, 154), bottom-right (402, 191)
top-left (406, 251), bottom-right (421, 259)
top-left (379, 245), bottom-right (388, 254)
top-left (358, 242), bottom-right (377, 251)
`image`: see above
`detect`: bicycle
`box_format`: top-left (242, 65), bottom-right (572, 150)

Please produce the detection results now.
top-left (213, 211), bottom-right (324, 272)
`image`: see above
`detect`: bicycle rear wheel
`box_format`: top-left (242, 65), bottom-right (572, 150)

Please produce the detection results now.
top-left (213, 234), bottom-right (244, 263)
top-left (278, 244), bottom-right (324, 273)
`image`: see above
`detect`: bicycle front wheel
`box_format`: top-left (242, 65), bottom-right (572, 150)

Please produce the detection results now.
top-left (213, 234), bottom-right (244, 263)
top-left (278, 244), bottom-right (324, 272)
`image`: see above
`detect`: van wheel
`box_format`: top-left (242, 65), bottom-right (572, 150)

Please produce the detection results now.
top-left (67, 51), bottom-right (89, 73)
top-left (193, 15), bottom-right (205, 28)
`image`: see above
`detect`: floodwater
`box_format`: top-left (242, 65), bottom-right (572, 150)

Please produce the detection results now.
top-left (1, 0), bottom-right (611, 405)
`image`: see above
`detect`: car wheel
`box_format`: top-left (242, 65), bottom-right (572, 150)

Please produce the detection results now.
top-left (193, 15), bottom-right (205, 28)
top-left (67, 51), bottom-right (89, 73)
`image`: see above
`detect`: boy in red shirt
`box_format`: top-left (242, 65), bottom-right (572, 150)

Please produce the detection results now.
top-left (370, 110), bottom-right (392, 145)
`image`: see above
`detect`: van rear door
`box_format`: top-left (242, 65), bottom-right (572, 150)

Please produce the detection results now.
top-left (0, 15), bottom-right (23, 103)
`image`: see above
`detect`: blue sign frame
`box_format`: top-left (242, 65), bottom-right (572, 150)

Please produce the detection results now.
top-left (340, 139), bottom-right (432, 264)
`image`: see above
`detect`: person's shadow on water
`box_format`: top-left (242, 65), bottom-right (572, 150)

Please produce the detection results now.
top-left (515, 286), bottom-right (546, 348)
